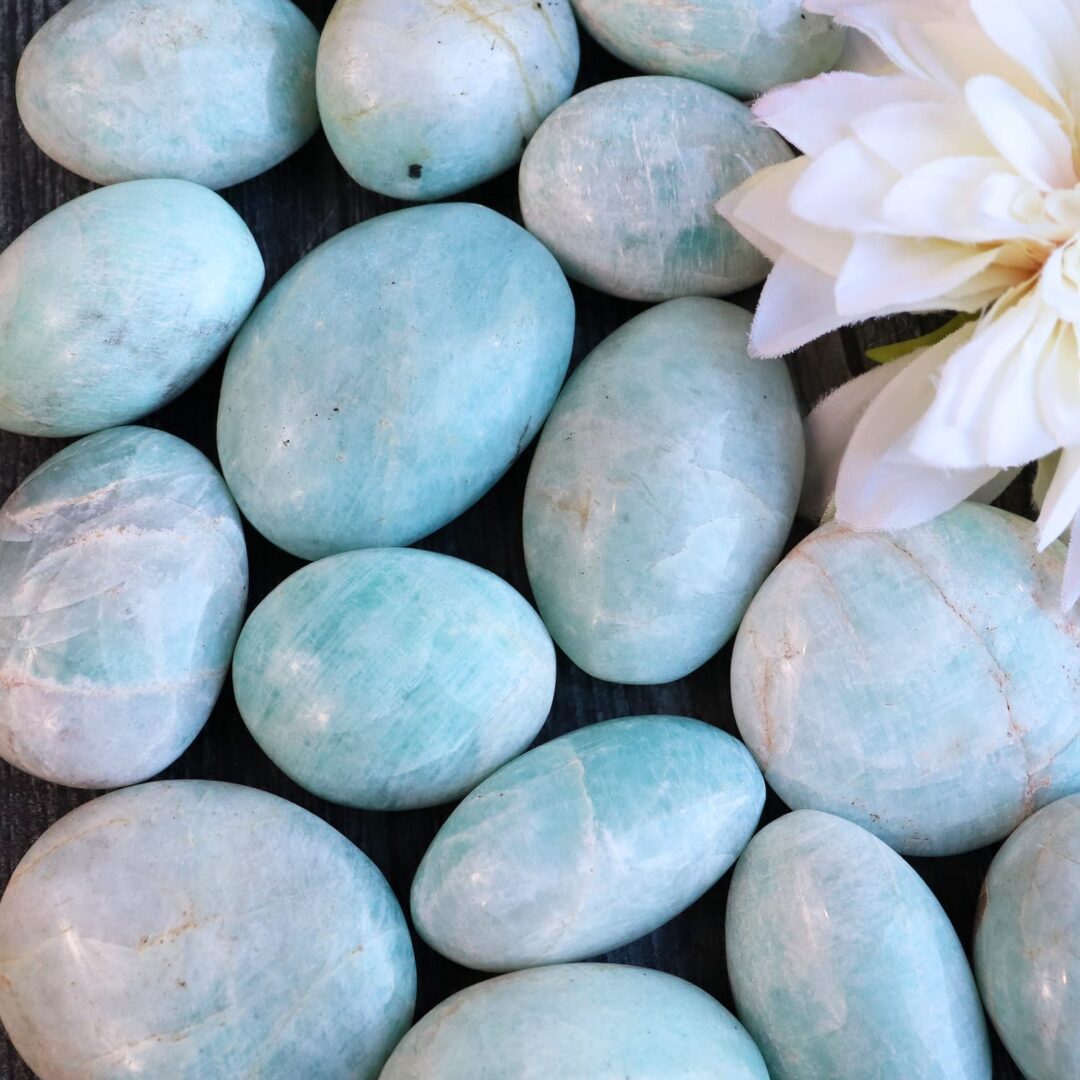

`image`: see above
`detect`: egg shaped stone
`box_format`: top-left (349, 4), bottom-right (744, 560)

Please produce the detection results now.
top-left (0, 781), bottom-right (416, 1079)
top-left (411, 715), bottom-right (765, 971)
top-left (0, 427), bottom-right (248, 789)
top-left (16, 0), bottom-right (319, 189)
top-left (732, 503), bottom-right (1080, 856)
top-left (524, 298), bottom-right (803, 685)
top-left (218, 203), bottom-right (574, 560)
top-left (0, 180), bottom-right (264, 437)
top-left (727, 811), bottom-right (992, 1080)
top-left (317, 0), bottom-right (580, 201)
top-left (570, 0), bottom-right (846, 99)
top-left (519, 76), bottom-right (791, 300)
top-left (381, 963), bottom-right (769, 1079)
top-left (233, 548), bottom-right (556, 810)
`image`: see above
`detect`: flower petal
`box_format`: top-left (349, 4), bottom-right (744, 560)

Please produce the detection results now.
top-left (851, 100), bottom-right (994, 172)
top-left (788, 137), bottom-right (900, 232)
top-left (1036, 321), bottom-right (1080, 445)
top-left (1036, 444), bottom-right (1080, 547)
top-left (748, 254), bottom-right (848, 358)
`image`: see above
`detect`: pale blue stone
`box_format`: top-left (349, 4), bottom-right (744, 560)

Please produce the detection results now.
top-left (727, 810), bottom-right (992, 1080)
top-left (0, 781), bottom-right (416, 1079)
top-left (524, 298), bottom-right (803, 685)
top-left (317, 0), bottom-right (579, 201)
top-left (0, 180), bottom-right (264, 437)
top-left (411, 715), bottom-right (765, 971)
top-left (0, 427), bottom-right (247, 789)
top-left (519, 76), bottom-right (792, 300)
top-left (381, 963), bottom-right (769, 1079)
top-left (732, 503), bottom-right (1080, 856)
top-left (218, 203), bottom-right (574, 560)
top-left (17, 0), bottom-right (319, 189)
top-left (233, 548), bottom-right (556, 810)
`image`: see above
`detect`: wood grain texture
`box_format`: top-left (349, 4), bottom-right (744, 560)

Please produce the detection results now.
top-left (0, 3), bottom-right (1024, 1076)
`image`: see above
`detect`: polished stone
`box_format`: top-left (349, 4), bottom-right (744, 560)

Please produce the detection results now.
top-left (0, 180), bottom-right (264, 437)
top-left (727, 811), bottom-right (992, 1080)
top-left (0, 781), bottom-right (416, 1079)
top-left (524, 298), bottom-right (803, 684)
top-left (411, 715), bottom-right (765, 971)
top-left (732, 503), bottom-right (1080, 856)
top-left (0, 427), bottom-right (248, 789)
top-left (218, 203), bottom-right (574, 560)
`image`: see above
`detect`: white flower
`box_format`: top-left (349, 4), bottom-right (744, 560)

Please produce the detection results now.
top-left (719, 0), bottom-right (1080, 606)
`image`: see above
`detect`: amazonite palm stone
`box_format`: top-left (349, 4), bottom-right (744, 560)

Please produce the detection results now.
top-left (0, 781), bottom-right (416, 1079)
top-left (519, 76), bottom-right (792, 300)
top-left (412, 716), bottom-right (765, 971)
top-left (727, 811), bottom-right (991, 1079)
top-left (381, 964), bottom-right (769, 1079)
top-left (732, 503), bottom-right (1080, 856)
top-left (17, 0), bottom-right (319, 189)
top-left (0, 427), bottom-right (247, 788)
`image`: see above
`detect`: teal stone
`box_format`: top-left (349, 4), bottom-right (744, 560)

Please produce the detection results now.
top-left (570, 0), bottom-right (846, 98)
top-left (17, 0), bottom-right (319, 189)
top-left (380, 963), bottom-right (769, 1079)
top-left (524, 298), bottom-right (803, 685)
top-left (0, 781), bottom-right (416, 1079)
top-left (727, 811), bottom-right (992, 1080)
top-left (233, 548), bottom-right (556, 810)
top-left (218, 203), bottom-right (574, 560)
top-left (0, 180), bottom-right (264, 437)
top-left (519, 76), bottom-right (792, 300)
top-left (732, 503), bottom-right (1080, 856)
top-left (411, 715), bottom-right (765, 971)
top-left (317, 0), bottom-right (579, 200)
top-left (0, 427), bottom-right (247, 789)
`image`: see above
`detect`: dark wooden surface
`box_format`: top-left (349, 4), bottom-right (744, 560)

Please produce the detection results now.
top-left (0, 3), bottom-right (1027, 1077)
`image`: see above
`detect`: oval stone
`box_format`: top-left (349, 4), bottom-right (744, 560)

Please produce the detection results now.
top-left (381, 963), bottom-right (768, 1079)
top-left (727, 811), bottom-right (992, 1080)
top-left (411, 715), bottom-right (765, 971)
top-left (0, 781), bottom-right (416, 1079)
top-left (317, 0), bottom-right (579, 201)
top-left (218, 203), bottom-right (574, 560)
top-left (0, 180), bottom-right (264, 437)
top-left (732, 503), bottom-right (1080, 856)
top-left (0, 427), bottom-right (248, 788)
top-left (17, 0), bottom-right (319, 189)
top-left (233, 548), bottom-right (556, 810)
top-left (524, 298), bottom-right (803, 685)
top-left (519, 76), bottom-right (792, 300)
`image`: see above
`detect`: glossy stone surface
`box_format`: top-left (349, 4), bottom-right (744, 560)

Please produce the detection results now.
top-left (727, 811), bottom-right (992, 1080)
top-left (732, 503), bottom-right (1080, 856)
top-left (0, 180), bottom-right (263, 437)
top-left (0, 781), bottom-right (416, 1079)
top-left (524, 298), bottom-right (803, 684)
top-left (570, 0), bottom-right (845, 98)
top-left (317, 0), bottom-right (579, 201)
top-left (234, 548), bottom-right (556, 810)
top-left (218, 203), bottom-right (574, 560)
top-left (381, 963), bottom-right (769, 1079)
top-left (412, 715), bottom-right (764, 971)
top-left (0, 427), bottom-right (247, 788)
top-left (17, 0), bottom-right (319, 189)
top-left (519, 76), bottom-right (791, 300)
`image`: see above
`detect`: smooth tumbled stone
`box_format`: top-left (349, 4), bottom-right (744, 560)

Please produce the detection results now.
top-left (0, 427), bottom-right (247, 788)
top-left (0, 781), bottom-right (416, 1079)
top-left (524, 298), bottom-right (803, 684)
top-left (0, 180), bottom-right (263, 437)
top-left (218, 203), bottom-right (574, 560)
top-left (381, 963), bottom-right (769, 1079)
top-left (233, 548), bottom-right (556, 810)
top-left (519, 76), bottom-right (791, 300)
top-left (732, 503), bottom-right (1080, 856)
top-left (17, 0), bottom-right (318, 189)
top-left (411, 715), bottom-right (765, 971)
top-left (727, 811), bottom-right (992, 1080)
top-left (317, 0), bottom-right (579, 201)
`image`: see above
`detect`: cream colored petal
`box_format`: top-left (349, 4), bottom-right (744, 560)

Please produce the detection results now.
top-left (852, 100), bottom-right (994, 172)
top-left (1034, 321), bottom-right (1080, 449)
top-left (748, 254), bottom-right (848, 358)
top-left (1036, 444), bottom-right (1080, 547)
top-left (788, 137), bottom-right (901, 232)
